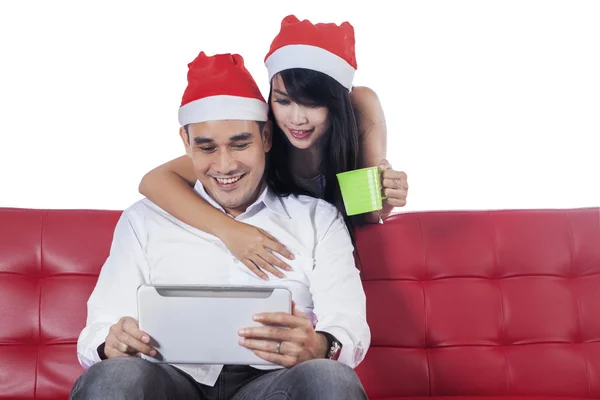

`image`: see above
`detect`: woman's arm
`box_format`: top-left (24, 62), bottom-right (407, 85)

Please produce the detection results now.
top-left (350, 86), bottom-right (409, 223)
top-left (138, 156), bottom-right (294, 278)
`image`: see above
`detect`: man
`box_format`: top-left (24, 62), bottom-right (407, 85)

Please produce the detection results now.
top-left (71, 51), bottom-right (370, 400)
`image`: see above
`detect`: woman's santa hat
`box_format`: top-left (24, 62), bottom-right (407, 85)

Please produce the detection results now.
top-left (178, 52), bottom-right (268, 126)
top-left (264, 15), bottom-right (357, 91)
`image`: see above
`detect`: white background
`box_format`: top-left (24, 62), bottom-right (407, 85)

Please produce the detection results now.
top-left (1, 0), bottom-right (598, 212)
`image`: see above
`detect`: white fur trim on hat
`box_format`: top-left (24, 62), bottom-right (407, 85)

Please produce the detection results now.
top-left (178, 95), bottom-right (269, 126)
top-left (265, 44), bottom-right (355, 90)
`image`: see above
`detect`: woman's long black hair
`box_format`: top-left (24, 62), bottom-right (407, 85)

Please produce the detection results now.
top-left (264, 68), bottom-right (363, 265)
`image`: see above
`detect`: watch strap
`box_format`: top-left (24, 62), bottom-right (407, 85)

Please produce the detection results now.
top-left (97, 342), bottom-right (108, 360)
top-left (316, 331), bottom-right (341, 359)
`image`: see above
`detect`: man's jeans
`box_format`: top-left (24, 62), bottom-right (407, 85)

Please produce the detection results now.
top-left (69, 357), bottom-right (368, 400)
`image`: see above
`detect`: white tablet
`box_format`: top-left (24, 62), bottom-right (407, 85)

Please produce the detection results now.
top-left (137, 284), bottom-right (292, 365)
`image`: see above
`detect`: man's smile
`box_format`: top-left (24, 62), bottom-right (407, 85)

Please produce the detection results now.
top-left (213, 174), bottom-right (245, 189)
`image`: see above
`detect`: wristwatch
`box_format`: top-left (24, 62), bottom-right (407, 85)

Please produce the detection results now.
top-left (317, 331), bottom-right (342, 360)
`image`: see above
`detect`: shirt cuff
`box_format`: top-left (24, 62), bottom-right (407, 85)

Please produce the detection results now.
top-left (77, 326), bottom-right (110, 369)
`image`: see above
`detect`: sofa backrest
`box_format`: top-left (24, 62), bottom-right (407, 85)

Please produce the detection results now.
top-left (354, 208), bottom-right (600, 398)
top-left (1, 207), bottom-right (599, 399)
top-left (0, 209), bottom-right (120, 399)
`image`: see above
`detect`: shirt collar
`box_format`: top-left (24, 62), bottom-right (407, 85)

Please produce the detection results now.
top-left (193, 180), bottom-right (290, 219)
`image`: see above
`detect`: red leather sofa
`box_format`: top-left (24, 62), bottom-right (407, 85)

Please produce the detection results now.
top-left (1, 207), bottom-right (599, 399)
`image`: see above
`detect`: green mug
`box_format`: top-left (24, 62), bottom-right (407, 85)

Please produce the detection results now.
top-left (336, 166), bottom-right (386, 216)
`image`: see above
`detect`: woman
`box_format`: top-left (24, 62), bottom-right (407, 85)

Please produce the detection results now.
top-left (139, 15), bottom-right (409, 279)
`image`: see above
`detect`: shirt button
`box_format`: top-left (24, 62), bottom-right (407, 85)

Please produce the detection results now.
top-left (233, 258), bottom-right (239, 263)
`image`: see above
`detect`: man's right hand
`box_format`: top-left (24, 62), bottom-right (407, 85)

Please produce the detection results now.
top-left (104, 316), bottom-right (156, 359)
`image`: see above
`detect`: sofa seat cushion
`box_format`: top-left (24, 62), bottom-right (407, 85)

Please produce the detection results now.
top-left (372, 397), bottom-right (593, 400)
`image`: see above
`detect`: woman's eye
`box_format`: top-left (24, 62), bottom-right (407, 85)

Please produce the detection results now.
top-left (274, 98), bottom-right (290, 105)
top-left (304, 103), bottom-right (321, 109)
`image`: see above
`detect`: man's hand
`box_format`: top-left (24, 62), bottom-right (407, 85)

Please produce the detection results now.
top-left (237, 305), bottom-right (329, 368)
top-left (104, 316), bottom-right (156, 359)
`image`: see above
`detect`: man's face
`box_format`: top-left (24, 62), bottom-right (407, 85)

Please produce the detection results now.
top-left (180, 120), bottom-right (272, 217)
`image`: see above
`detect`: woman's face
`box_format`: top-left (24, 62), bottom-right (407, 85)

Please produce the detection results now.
top-left (270, 74), bottom-right (330, 150)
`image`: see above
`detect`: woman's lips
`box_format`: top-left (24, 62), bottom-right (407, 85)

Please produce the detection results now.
top-left (289, 128), bottom-right (314, 139)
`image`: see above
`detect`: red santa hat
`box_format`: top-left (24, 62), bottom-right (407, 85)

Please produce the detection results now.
top-left (264, 15), bottom-right (357, 91)
top-left (178, 52), bottom-right (268, 126)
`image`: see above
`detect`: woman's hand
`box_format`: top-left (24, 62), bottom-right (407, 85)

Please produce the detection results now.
top-left (379, 159), bottom-right (409, 213)
top-left (219, 219), bottom-right (295, 280)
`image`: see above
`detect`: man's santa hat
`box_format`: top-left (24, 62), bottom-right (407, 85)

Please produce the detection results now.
top-left (264, 15), bottom-right (357, 91)
top-left (178, 52), bottom-right (268, 126)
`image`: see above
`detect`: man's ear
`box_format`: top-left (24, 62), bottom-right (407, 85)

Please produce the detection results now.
top-left (261, 120), bottom-right (273, 153)
top-left (179, 127), bottom-right (192, 157)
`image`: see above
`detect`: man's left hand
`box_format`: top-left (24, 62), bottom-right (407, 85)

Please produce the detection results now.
top-left (238, 305), bottom-right (328, 368)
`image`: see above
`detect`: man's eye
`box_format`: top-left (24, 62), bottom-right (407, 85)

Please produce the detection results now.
top-left (199, 146), bottom-right (216, 153)
top-left (232, 143), bottom-right (250, 150)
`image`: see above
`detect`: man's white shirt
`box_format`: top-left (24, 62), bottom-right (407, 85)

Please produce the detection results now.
top-left (77, 181), bottom-right (370, 386)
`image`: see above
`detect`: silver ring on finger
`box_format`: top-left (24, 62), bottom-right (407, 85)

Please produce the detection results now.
top-left (275, 341), bottom-right (281, 354)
